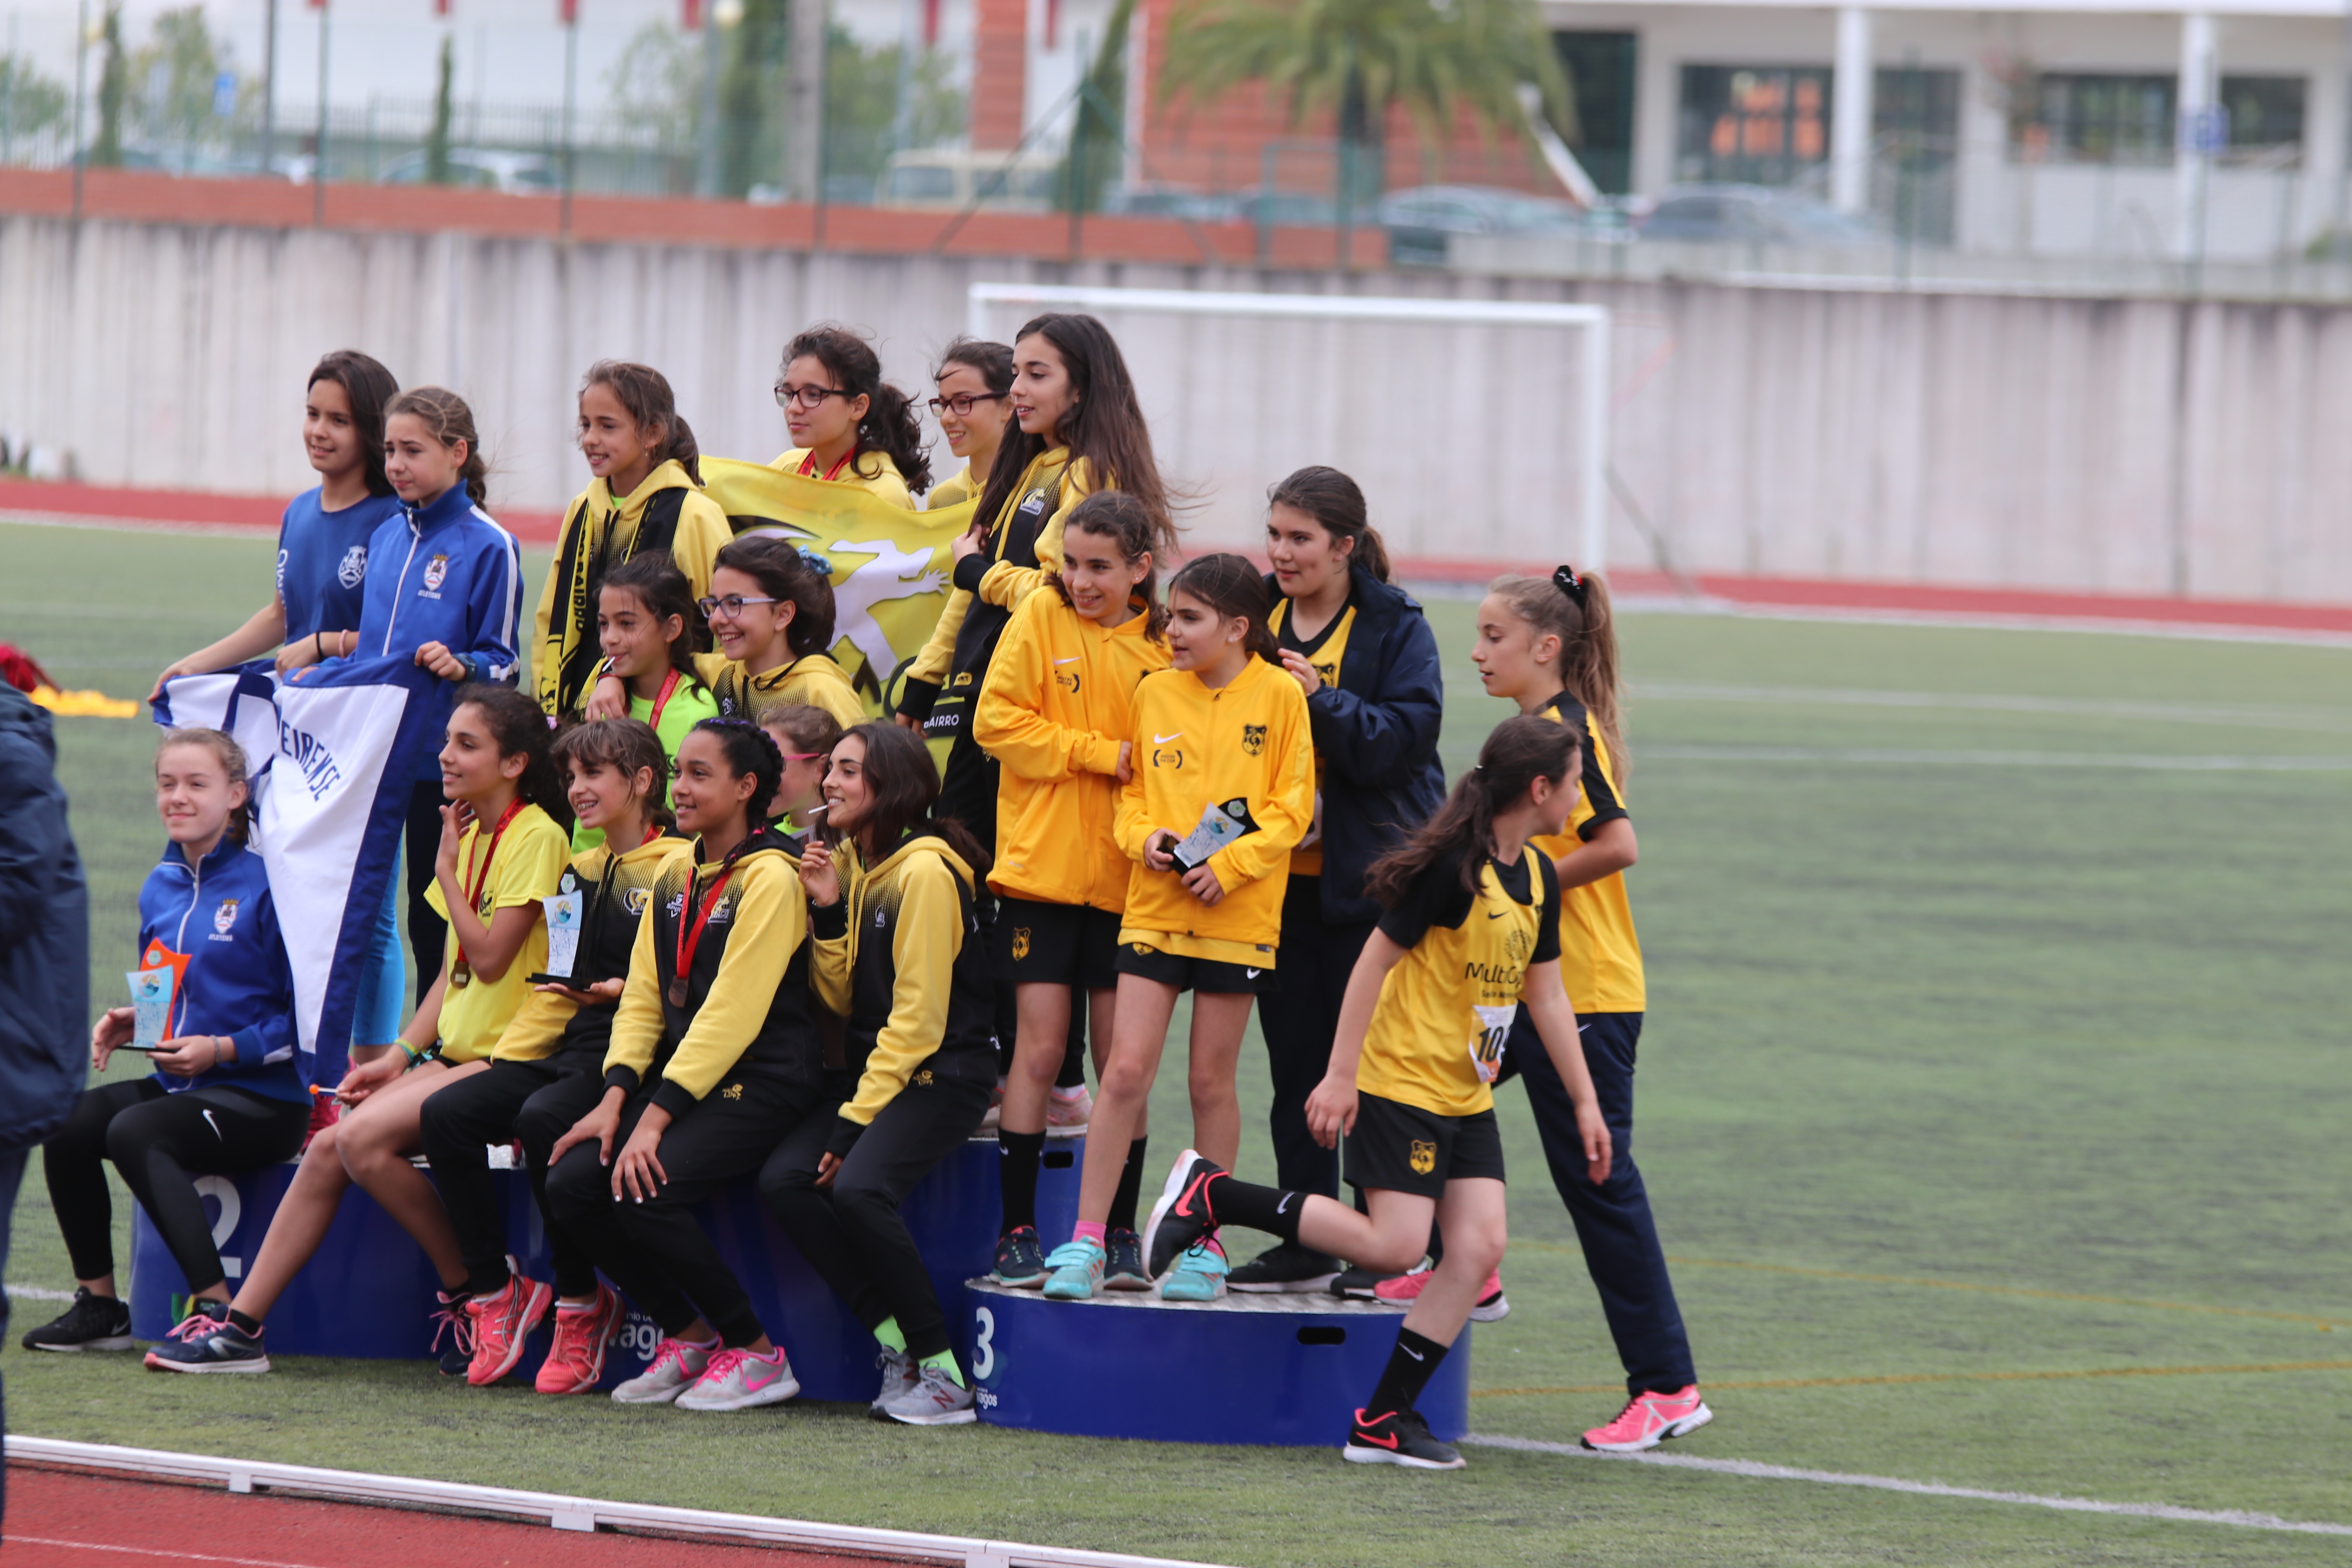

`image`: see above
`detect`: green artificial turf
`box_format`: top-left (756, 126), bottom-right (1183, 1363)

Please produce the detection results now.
top-left (4, 521), bottom-right (2350, 1566)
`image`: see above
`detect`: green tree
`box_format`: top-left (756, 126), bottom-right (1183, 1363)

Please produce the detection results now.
top-left (425, 35), bottom-right (455, 184)
top-left (1159, 0), bottom-right (1570, 234)
top-left (0, 55), bottom-right (71, 142)
top-left (717, 0), bottom-right (786, 197)
top-left (1055, 0), bottom-right (1132, 213)
top-left (91, 3), bottom-right (128, 167)
top-left (822, 29), bottom-right (963, 188)
top-left (130, 5), bottom-right (231, 151)
top-left (603, 19), bottom-right (700, 151)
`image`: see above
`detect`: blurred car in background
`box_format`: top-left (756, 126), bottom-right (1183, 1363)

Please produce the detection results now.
top-left (1101, 182), bottom-right (1243, 222)
top-left (877, 149), bottom-right (1060, 210)
top-left (1378, 183), bottom-right (1622, 264)
top-left (377, 148), bottom-right (559, 195)
top-left (1637, 184), bottom-right (1883, 246)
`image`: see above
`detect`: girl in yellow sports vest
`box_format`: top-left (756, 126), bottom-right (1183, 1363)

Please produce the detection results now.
top-left (1041, 554), bottom-right (1312, 1304)
top-left (1135, 715), bottom-right (1612, 1472)
top-left (536, 361), bottom-right (731, 718)
top-left (1468, 567), bottom-right (1709, 1455)
top-left (971, 491), bottom-right (1175, 1288)
top-left (770, 324), bottom-right (929, 507)
top-left (923, 337), bottom-right (1013, 511)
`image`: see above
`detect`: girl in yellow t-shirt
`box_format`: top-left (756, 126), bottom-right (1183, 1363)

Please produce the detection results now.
top-left (156, 685), bottom-right (572, 1376)
top-left (1134, 715), bottom-right (1611, 1471)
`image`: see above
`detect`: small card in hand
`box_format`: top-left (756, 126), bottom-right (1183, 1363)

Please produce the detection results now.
top-left (1171, 798), bottom-right (1260, 871)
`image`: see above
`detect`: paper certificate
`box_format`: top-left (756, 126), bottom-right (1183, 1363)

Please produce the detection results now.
top-left (542, 890), bottom-right (584, 981)
top-left (129, 968), bottom-right (175, 1050)
top-left (1171, 797), bottom-right (1260, 871)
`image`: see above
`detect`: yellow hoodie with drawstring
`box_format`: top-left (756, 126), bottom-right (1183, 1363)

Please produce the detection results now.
top-left (534, 459), bottom-right (731, 717)
top-left (689, 649), bottom-right (866, 729)
top-left (905, 449), bottom-right (1096, 691)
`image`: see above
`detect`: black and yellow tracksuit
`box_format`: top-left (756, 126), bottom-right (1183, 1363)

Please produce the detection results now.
top-left (418, 831), bottom-right (691, 1299)
top-left (534, 460), bottom-right (732, 717)
top-left (759, 831), bottom-right (994, 1363)
top-left (545, 829), bottom-right (821, 1345)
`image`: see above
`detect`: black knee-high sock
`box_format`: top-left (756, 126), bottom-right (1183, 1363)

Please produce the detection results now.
top-left (1204, 1172), bottom-right (1305, 1244)
top-left (998, 1128), bottom-right (1046, 1234)
top-left (1368, 1327), bottom-right (1449, 1416)
top-left (1056, 990), bottom-right (1087, 1089)
top-left (1108, 1137), bottom-right (1148, 1232)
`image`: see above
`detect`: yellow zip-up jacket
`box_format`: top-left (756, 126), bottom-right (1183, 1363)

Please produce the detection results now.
top-left (1115, 656), bottom-right (1315, 961)
top-left (974, 589), bottom-right (1168, 909)
top-left (927, 459), bottom-right (977, 510)
top-left (770, 447), bottom-right (915, 510)
top-left (809, 832), bottom-right (997, 1138)
top-left (533, 459), bottom-right (731, 716)
top-left (906, 449), bottom-right (1093, 688)
top-left (690, 649), bottom-right (865, 728)
top-left (492, 831), bottom-right (692, 1061)
top-left (602, 829), bottom-right (822, 1116)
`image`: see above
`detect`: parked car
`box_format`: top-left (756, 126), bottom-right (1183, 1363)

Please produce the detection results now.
top-left (1101, 182), bottom-right (1242, 222)
top-left (1378, 183), bottom-right (1606, 264)
top-left (877, 149), bottom-right (1059, 210)
top-left (377, 148), bottom-right (559, 195)
top-left (1638, 184), bottom-right (1882, 246)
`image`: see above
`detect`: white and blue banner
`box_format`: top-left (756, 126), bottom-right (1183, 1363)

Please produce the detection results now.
top-left (156, 656), bottom-right (445, 1086)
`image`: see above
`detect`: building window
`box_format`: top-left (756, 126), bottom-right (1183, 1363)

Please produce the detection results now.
top-left (2221, 76), bottom-right (2305, 161)
top-left (2014, 73), bottom-right (2305, 165)
top-left (1678, 66), bottom-right (1831, 188)
top-left (1553, 31), bottom-right (1638, 194)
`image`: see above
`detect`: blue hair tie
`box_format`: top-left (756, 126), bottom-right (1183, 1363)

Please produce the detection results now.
top-left (798, 545), bottom-right (833, 577)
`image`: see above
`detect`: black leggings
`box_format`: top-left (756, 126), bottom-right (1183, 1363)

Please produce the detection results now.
top-left (759, 1076), bottom-right (991, 1362)
top-left (43, 1079), bottom-right (310, 1293)
top-left (416, 1057), bottom-right (607, 1299)
top-left (545, 1072), bottom-right (812, 1347)
top-left (404, 776), bottom-right (449, 1000)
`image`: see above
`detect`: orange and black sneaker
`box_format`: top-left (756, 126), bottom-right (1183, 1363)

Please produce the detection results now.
top-left (1343, 1406), bottom-right (1465, 1470)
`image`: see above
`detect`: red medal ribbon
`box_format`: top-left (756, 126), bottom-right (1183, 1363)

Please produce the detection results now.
top-left (645, 665), bottom-right (682, 731)
top-left (798, 448), bottom-right (858, 483)
top-left (450, 797), bottom-right (527, 985)
top-left (669, 852), bottom-right (739, 1005)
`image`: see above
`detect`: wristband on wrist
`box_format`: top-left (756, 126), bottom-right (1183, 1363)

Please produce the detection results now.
top-left (400, 1041), bottom-right (423, 1067)
top-left (313, 631), bottom-right (326, 661)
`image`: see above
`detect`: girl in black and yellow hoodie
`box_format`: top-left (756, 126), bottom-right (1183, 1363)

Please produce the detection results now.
top-left (760, 723), bottom-right (996, 1427)
top-left (544, 720), bottom-right (821, 1414)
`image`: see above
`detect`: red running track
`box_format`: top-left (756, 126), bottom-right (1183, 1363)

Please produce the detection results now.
top-left (0, 1468), bottom-right (897, 1567)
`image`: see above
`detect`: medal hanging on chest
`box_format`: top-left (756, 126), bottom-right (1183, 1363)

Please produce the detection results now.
top-left (449, 799), bottom-right (525, 988)
top-left (670, 858), bottom-right (739, 1008)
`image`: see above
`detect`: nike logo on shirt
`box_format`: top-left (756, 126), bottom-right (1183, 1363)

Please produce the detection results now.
top-left (1245, 969), bottom-right (1262, 980)
top-left (1154, 732), bottom-right (1184, 744)
top-left (1053, 656), bottom-right (1080, 665)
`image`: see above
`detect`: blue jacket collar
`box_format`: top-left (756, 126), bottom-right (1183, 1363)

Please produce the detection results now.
top-left (161, 835), bottom-right (248, 876)
top-left (404, 484), bottom-right (476, 537)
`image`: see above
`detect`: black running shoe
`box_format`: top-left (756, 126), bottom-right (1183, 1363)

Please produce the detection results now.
top-left (144, 1314), bottom-right (269, 1374)
top-left (1229, 1240), bottom-right (1342, 1294)
top-left (430, 1289), bottom-right (475, 1376)
top-left (1329, 1265), bottom-right (1394, 1300)
top-left (1102, 1228), bottom-right (1151, 1292)
top-left (21, 1286), bottom-right (133, 1353)
top-left (1141, 1148), bottom-right (1226, 1279)
top-left (991, 1226), bottom-right (1048, 1288)
top-left (1344, 1406), bottom-right (1466, 1470)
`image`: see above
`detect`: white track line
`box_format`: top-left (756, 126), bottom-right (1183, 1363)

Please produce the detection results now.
top-left (1614, 596), bottom-right (2352, 649)
top-left (1636, 682), bottom-right (2352, 736)
top-left (7, 1283), bottom-right (76, 1301)
top-left (4, 1538), bottom-right (326, 1568)
top-left (1641, 744), bottom-right (2352, 772)
top-left (1462, 1435), bottom-right (2352, 1537)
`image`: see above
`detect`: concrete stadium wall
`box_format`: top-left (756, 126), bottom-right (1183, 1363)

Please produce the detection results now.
top-left (1, 209), bottom-right (2345, 603)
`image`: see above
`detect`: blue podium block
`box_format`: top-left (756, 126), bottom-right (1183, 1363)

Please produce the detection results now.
top-left (962, 1280), bottom-right (1471, 1447)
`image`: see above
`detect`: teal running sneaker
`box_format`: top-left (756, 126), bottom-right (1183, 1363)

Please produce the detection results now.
top-left (1159, 1236), bottom-right (1229, 1302)
top-left (1041, 1238), bottom-right (1106, 1301)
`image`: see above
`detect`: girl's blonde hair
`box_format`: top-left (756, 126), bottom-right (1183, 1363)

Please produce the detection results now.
top-left (156, 728), bottom-right (253, 842)
top-left (1487, 569), bottom-right (1626, 787)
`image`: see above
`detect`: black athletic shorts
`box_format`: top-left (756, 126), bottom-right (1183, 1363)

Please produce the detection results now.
top-left (1114, 940), bottom-right (1276, 995)
top-left (995, 895), bottom-right (1122, 991)
top-left (1345, 1092), bottom-right (1505, 1198)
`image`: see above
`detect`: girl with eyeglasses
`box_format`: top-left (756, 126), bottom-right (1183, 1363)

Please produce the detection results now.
top-left (923, 337), bottom-right (1014, 512)
top-left (770, 325), bottom-right (930, 507)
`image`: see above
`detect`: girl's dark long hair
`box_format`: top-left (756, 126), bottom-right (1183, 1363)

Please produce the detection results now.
top-left (829, 721), bottom-right (991, 877)
top-left (974, 313), bottom-right (1169, 541)
top-left (581, 360), bottom-right (701, 486)
top-left (453, 683), bottom-right (573, 834)
top-left (386, 386), bottom-right (489, 508)
top-left (687, 718), bottom-right (786, 833)
top-left (1168, 553), bottom-right (1279, 665)
top-left (552, 716), bottom-right (677, 832)
top-left (1269, 465), bottom-right (1390, 584)
top-left (1055, 490), bottom-right (1176, 640)
top-left (603, 549), bottom-right (713, 675)
top-left (713, 534), bottom-right (837, 658)
top-left (308, 350), bottom-right (399, 499)
top-left (933, 335), bottom-right (1014, 395)
top-left (785, 324), bottom-right (931, 495)
top-left (1365, 715), bottom-right (1579, 906)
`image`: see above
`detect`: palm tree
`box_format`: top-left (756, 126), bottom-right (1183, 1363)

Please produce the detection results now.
top-left (1158, 0), bottom-right (1570, 263)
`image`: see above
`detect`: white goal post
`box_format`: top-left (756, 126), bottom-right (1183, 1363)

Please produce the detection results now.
top-left (967, 283), bottom-right (1614, 573)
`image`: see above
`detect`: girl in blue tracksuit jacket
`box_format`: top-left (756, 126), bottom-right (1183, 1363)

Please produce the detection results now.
top-left (19, 729), bottom-right (308, 1354)
top-left (305, 386), bottom-right (526, 1006)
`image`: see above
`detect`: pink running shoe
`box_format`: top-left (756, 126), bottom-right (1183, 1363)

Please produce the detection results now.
top-left (1582, 1386), bottom-right (1713, 1452)
top-left (1371, 1267), bottom-right (1511, 1322)
top-left (466, 1274), bottom-right (553, 1387)
top-left (675, 1345), bottom-right (800, 1412)
top-left (536, 1285), bottom-right (625, 1396)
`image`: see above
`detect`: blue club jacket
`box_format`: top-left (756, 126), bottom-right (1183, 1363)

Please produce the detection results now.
top-left (135, 837), bottom-right (305, 1102)
top-left (1268, 567), bottom-right (1448, 926)
top-left (0, 687), bottom-right (87, 1152)
top-left (352, 484), bottom-right (526, 779)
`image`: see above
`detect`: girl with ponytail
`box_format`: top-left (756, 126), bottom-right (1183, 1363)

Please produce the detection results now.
top-left (1467, 567), bottom-right (1710, 1456)
top-left (771, 325), bottom-right (930, 505)
top-left (1128, 713), bottom-right (1612, 1473)
top-left (1038, 553), bottom-right (1313, 1305)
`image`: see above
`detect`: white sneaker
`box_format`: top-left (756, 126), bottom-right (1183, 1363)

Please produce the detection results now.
top-left (674, 1345), bottom-right (799, 1412)
top-left (1046, 1082), bottom-right (1093, 1133)
top-left (870, 1347), bottom-right (919, 1414)
top-left (876, 1360), bottom-right (978, 1426)
top-left (610, 1336), bottom-right (711, 1404)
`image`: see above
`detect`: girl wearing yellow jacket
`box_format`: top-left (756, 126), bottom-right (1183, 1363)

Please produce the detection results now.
top-left (762, 723), bottom-right (998, 1426)
top-left (770, 325), bottom-right (930, 507)
top-left (537, 362), bottom-right (731, 718)
top-left (1042, 554), bottom-right (1313, 1304)
top-left (971, 492), bottom-right (1174, 1288)
top-left (544, 718), bottom-right (822, 1414)
top-left (922, 337), bottom-right (1013, 512)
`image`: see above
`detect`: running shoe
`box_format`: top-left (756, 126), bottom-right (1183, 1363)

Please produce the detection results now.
top-left (1040, 1237), bottom-right (1105, 1300)
top-left (21, 1286), bottom-right (133, 1353)
top-left (1046, 1082), bottom-right (1093, 1133)
top-left (1344, 1407), bottom-right (1465, 1470)
top-left (991, 1226), bottom-right (1049, 1288)
top-left (535, 1285), bottom-right (625, 1396)
top-left (1159, 1237), bottom-right (1229, 1302)
top-left (611, 1336), bottom-right (712, 1404)
top-left (300, 1091), bottom-right (339, 1152)
top-left (429, 1289), bottom-right (475, 1376)
top-left (144, 1313), bottom-right (269, 1374)
top-left (1229, 1240), bottom-right (1341, 1295)
top-left (1141, 1148), bottom-right (1225, 1278)
top-left (876, 1361), bottom-right (978, 1426)
top-left (1371, 1267), bottom-right (1511, 1322)
top-left (675, 1345), bottom-right (799, 1412)
top-left (466, 1274), bottom-right (553, 1387)
top-left (871, 1348), bottom-right (919, 1414)
top-left (1329, 1265), bottom-right (1392, 1300)
top-left (1102, 1228), bottom-right (1151, 1292)
top-left (1582, 1386), bottom-right (1713, 1452)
